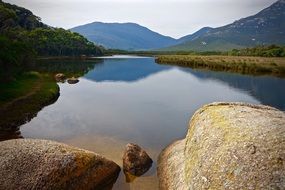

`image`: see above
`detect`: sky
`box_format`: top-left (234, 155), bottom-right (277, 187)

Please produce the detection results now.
top-left (4, 0), bottom-right (277, 38)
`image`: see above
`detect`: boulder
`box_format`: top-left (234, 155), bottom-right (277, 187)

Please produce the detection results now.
top-left (158, 102), bottom-right (285, 190)
top-left (67, 77), bottom-right (79, 84)
top-left (55, 73), bottom-right (66, 82)
top-left (158, 139), bottom-right (187, 190)
top-left (0, 139), bottom-right (121, 190)
top-left (123, 143), bottom-right (153, 177)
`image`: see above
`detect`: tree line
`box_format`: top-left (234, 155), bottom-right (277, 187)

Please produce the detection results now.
top-left (0, 1), bottom-right (104, 81)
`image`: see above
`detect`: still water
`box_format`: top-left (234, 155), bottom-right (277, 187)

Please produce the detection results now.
top-left (21, 56), bottom-right (285, 189)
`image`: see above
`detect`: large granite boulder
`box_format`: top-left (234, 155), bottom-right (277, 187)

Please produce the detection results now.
top-left (0, 139), bottom-right (121, 190)
top-left (158, 102), bottom-right (285, 190)
top-left (123, 143), bottom-right (153, 177)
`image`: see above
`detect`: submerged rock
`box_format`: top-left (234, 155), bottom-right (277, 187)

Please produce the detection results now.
top-left (158, 102), bottom-right (285, 190)
top-left (0, 139), bottom-right (121, 190)
top-left (55, 73), bottom-right (66, 82)
top-left (67, 77), bottom-right (79, 84)
top-left (123, 143), bottom-right (153, 177)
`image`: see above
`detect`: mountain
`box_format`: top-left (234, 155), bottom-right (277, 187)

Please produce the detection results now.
top-left (70, 22), bottom-right (177, 50)
top-left (177, 27), bottom-right (213, 44)
top-left (163, 0), bottom-right (285, 52)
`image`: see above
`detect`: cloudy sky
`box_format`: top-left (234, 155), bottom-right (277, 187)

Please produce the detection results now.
top-left (4, 0), bottom-right (276, 38)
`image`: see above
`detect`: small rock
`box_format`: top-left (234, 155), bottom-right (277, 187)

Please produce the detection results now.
top-left (122, 143), bottom-right (153, 176)
top-left (67, 77), bottom-right (79, 84)
top-left (55, 73), bottom-right (66, 82)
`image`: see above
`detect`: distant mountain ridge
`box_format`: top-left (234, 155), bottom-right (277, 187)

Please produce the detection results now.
top-left (71, 0), bottom-right (284, 51)
top-left (71, 22), bottom-right (177, 50)
top-left (163, 0), bottom-right (285, 51)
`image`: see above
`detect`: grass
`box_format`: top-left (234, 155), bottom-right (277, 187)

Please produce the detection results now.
top-left (155, 55), bottom-right (285, 77)
top-left (0, 72), bottom-right (41, 106)
top-left (0, 72), bottom-right (59, 130)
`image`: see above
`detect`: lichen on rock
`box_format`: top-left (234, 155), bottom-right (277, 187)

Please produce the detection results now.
top-left (0, 139), bottom-right (121, 190)
top-left (158, 102), bottom-right (285, 190)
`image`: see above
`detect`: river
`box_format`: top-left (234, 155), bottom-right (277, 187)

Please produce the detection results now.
top-left (20, 55), bottom-right (285, 189)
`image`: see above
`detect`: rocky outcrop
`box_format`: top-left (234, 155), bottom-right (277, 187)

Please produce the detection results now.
top-left (123, 143), bottom-right (153, 177)
top-left (158, 102), bottom-right (285, 190)
top-left (0, 139), bottom-right (121, 190)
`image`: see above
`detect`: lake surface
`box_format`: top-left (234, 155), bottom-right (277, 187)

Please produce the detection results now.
top-left (21, 56), bottom-right (285, 189)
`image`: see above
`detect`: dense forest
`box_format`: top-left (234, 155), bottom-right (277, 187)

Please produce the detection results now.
top-left (0, 1), bottom-right (104, 80)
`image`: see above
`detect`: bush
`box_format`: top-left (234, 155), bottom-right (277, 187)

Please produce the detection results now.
top-left (228, 45), bottom-right (285, 57)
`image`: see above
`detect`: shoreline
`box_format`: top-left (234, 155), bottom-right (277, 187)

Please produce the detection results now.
top-left (0, 72), bottom-right (60, 141)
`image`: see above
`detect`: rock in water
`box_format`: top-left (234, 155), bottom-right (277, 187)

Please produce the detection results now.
top-left (158, 102), bottom-right (285, 190)
top-left (123, 143), bottom-right (153, 176)
top-left (67, 77), bottom-right (79, 84)
top-left (0, 139), bottom-right (121, 190)
top-left (55, 73), bottom-right (66, 82)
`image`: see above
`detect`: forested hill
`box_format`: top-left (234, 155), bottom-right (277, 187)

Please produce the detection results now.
top-left (0, 1), bottom-right (104, 57)
top-left (0, 1), bottom-right (104, 80)
top-left (0, 1), bottom-right (46, 32)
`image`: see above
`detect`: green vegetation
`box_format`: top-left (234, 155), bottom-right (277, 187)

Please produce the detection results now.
top-left (25, 28), bottom-right (104, 56)
top-left (0, 35), bottom-right (35, 81)
top-left (0, 58), bottom-right (102, 131)
top-left (229, 45), bottom-right (285, 57)
top-left (104, 49), bottom-right (224, 57)
top-left (0, 72), bottom-right (59, 129)
top-left (0, 72), bottom-right (40, 105)
top-left (0, 1), bottom-right (105, 131)
top-left (0, 0), bottom-right (104, 81)
top-left (161, 38), bottom-right (245, 52)
top-left (155, 55), bottom-right (285, 77)
top-left (32, 59), bottom-right (101, 78)
top-left (0, 1), bottom-right (45, 33)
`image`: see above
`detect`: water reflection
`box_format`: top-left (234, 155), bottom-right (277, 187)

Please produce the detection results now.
top-left (18, 56), bottom-right (285, 190)
top-left (0, 59), bottom-right (102, 142)
top-left (180, 68), bottom-right (285, 110)
top-left (84, 57), bottom-right (170, 82)
top-left (30, 59), bottom-right (102, 77)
